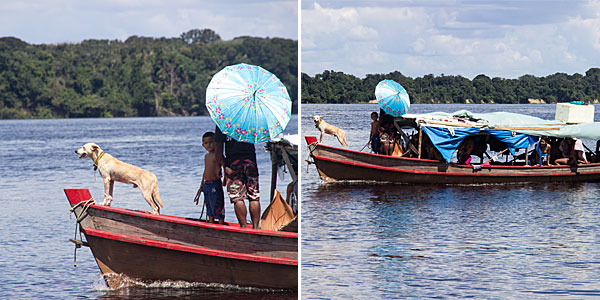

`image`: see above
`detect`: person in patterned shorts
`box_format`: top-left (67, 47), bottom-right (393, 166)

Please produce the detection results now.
top-left (214, 126), bottom-right (261, 228)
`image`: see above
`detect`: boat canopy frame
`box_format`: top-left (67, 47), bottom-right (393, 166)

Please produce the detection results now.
top-left (265, 136), bottom-right (298, 214)
top-left (395, 110), bottom-right (600, 164)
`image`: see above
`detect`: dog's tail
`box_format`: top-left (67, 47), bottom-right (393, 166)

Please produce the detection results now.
top-left (152, 183), bottom-right (164, 208)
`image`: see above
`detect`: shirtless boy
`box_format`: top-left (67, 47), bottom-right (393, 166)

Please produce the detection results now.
top-left (195, 132), bottom-right (225, 224)
top-left (369, 112), bottom-right (381, 154)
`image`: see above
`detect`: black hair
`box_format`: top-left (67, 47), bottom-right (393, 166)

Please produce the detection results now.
top-left (371, 112), bottom-right (378, 117)
top-left (202, 132), bottom-right (215, 139)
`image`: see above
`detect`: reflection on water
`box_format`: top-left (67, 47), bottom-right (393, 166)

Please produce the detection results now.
top-left (302, 104), bottom-right (600, 299)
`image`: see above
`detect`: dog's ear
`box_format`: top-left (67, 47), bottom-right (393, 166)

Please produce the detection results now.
top-left (91, 144), bottom-right (99, 151)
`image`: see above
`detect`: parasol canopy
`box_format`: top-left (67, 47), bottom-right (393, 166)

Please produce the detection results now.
top-left (206, 63), bottom-right (291, 143)
top-left (375, 79), bottom-right (410, 117)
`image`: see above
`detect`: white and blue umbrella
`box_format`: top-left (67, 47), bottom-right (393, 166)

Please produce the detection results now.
top-left (206, 63), bottom-right (292, 143)
top-left (375, 79), bottom-right (410, 117)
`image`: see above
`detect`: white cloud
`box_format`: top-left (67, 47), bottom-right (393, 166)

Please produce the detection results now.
top-left (302, 1), bottom-right (600, 79)
top-left (302, 2), bottom-right (429, 75)
top-left (0, 0), bottom-right (297, 44)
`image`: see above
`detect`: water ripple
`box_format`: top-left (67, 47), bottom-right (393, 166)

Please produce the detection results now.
top-left (302, 104), bottom-right (600, 299)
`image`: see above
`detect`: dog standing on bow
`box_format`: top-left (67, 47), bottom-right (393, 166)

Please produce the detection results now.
top-left (75, 143), bottom-right (164, 214)
top-left (312, 115), bottom-right (349, 148)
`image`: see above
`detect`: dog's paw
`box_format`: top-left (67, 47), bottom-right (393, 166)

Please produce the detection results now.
top-left (102, 195), bottom-right (113, 206)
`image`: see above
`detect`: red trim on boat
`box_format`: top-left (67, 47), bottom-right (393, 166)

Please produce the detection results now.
top-left (64, 189), bottom-right (297, 239)
top-left (449, 161), bottom-right (600, 169)
top-left (82, 228), bottom-right (298, 266)
top-left (313, 154), bottom-right (600, 177)
top-left (307, 137), bottom-right (600, 170)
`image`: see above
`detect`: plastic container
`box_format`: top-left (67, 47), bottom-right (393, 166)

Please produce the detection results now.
top-left (555, 103), bottom-right (594, 124)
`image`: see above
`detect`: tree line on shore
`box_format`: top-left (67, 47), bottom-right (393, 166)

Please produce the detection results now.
top-left (0, 29), bottom-right (297, 119)
top-left (301, 68), bottom-right (600, 104)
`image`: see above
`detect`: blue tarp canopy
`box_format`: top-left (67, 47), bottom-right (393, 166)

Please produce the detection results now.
top-left (421, 126), bottom-right (535, 164)
top-left (421, 126), bottom-right (479, 164)
top-left (405, 110), bottom-right (600, 140)
top-left (484, 129), bottom-right (535, 153)
top-left (401, 109), bottom-right (600, 164)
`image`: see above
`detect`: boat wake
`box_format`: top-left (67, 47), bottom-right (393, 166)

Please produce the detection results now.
top-left (93, 273), bottom-right (290, 293)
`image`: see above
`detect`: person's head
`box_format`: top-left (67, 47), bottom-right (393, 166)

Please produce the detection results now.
top-left (539, 138), bottom-right (547, 146)
top-left (202, 132), bottom-right (215, 153)
top-left (371, 112), bottom-right (378, 121)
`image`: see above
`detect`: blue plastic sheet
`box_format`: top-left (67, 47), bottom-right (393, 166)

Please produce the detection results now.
top-left (484, 129), bottom-right (535, 155)
top-left (421, 126), bottom-right (480, 164)
top-left (421, 126), bottom-right (536, 164)
top-left (414, 110), bottom-right (600, 140)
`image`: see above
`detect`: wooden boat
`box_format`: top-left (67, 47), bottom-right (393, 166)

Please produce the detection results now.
top-left (306, 134), bottom-right (600, 185)
top-left (306, 108), bottom-right (600, 184)
top-left (66, 188), bottom-right (297, 290)
top-left (65, 136), bottom-right (298, 290)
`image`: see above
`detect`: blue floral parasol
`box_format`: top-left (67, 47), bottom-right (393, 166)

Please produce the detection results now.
top-left (375, 79), bottom-right (410, 117)
top-left (206, 63), bottom-right (292, 143)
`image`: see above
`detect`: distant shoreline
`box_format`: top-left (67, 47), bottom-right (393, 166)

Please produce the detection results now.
top-left (306, 101), bottom-right (600, 105)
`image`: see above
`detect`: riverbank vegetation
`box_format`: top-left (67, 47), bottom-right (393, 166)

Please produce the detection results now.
top-left (301, 69), bottom-right (600, 104)
top-left (0, 29), bottom-right (297, 119)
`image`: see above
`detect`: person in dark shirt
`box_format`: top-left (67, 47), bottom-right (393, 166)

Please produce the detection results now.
top-left (378, 109), bottom-right (396, 155)
top-left (214, 126), bottom-right (260, 228)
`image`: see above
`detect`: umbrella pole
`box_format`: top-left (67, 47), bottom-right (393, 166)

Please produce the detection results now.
top-left (270, 149), bottom-right (278, 204)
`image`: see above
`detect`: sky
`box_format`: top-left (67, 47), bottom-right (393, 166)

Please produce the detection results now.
top-left (301, 0), bottom-right (600, 79)
top-left (0, 0), bottom-right (298, 44)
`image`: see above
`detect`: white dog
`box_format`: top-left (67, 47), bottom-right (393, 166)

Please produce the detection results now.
top-left (312, 115), bottom-right (349, 148)
top-left (75, 143), bottom-right (164, 214)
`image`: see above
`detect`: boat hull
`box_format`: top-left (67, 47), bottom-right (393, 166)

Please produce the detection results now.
top-left (306, 136), bottom-right (600, 184)
top-left (85, 229), bottom-right (297, 289)
top-left (65, 189), bottom-right (297, 290)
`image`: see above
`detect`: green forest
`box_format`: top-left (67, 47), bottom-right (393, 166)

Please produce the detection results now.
top-left (302, 68), bottom-right (600, 104)
top-left (0, 29), bottom-right (297, 119)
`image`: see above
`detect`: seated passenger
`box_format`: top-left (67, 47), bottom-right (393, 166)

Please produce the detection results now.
top-left (378, 109), bottom-right (396, 155)
top-left (548, 137), bottom-right (562, 164)
top-left (422, 134), bottom-right (443, 161)
top-left (592, 140), bottom-right (600, 163)
top-left (555, 137), bottom-right (588, 165)
top-left (574, 138), bottom-right (589, 164)
top-left (457, 136), bottom-right (475, 165)
top-left (534, 137), bottom-right (551, 166)
top-left (471, 136), bottom-right (488, 163)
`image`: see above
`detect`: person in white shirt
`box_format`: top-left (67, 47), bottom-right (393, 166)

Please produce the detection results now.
top-left (556, 137), bottom-right (588, 165)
